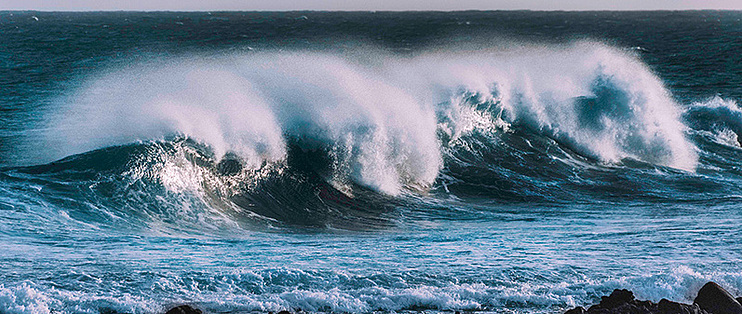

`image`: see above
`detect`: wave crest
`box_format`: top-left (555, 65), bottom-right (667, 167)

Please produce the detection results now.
top-left (39, 41), bottom-right (697, 199)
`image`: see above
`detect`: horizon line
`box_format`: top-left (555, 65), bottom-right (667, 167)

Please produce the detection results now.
top-left (3, 9), bottom-right (742, 12)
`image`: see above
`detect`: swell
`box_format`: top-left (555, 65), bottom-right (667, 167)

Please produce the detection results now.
top-left (35, 41), bottom-right (696, 183)
top-left (8, 41), bottom-right (742, 230)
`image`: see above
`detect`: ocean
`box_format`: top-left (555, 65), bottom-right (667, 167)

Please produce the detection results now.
top-left (1, 10), bottom-right (741, 314)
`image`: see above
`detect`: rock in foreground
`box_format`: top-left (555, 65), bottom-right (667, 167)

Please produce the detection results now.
top-left (163, 305), bottom-right (294, 314)
top-left (694, 282), bottom-right (742, 314)
top-left (165, 305), bottom-right (202, 314)
top-left (565, 281), bottom-right (742, 314)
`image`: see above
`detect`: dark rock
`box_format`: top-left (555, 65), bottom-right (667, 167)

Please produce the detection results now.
top-left (600, 289), bottom-right (636, 308)
top-left (277, 311), bottom-right (292, 314)
top-left (562, 288), bottom-right (717, 314)
top-left (98, 308), bottom-right (120, 314)
top-left (585, 289), bottom-right (652, 314)
top-left (693, 282), bottom-right (742, 314)
top-left (565, 306), bottom-right (586, 314)
top-left (165, 305), bottom-right (202, 314)
top-left (657, 298), bottom-right (707, 314)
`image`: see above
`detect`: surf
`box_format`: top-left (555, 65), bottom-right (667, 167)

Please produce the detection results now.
top-left (1, 40), bottom-right (711, 230)
top-left (40, 42), bottom-right (696, 172)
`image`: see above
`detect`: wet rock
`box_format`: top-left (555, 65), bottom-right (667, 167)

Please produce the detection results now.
top-left (657, 299), bottom-right (706, 314)
top-left (165, 305), bottom-right (202, 314)
top-left (693, 282), bottom-right (742, 314)
top-left (562, 285), bottom-right (732, 314)
top-left (581, 289), bottom-right (655, 314)
top-left (565, 306), bottom-right (586, 314)
top-left (599, 289), bottom-right (636, 308)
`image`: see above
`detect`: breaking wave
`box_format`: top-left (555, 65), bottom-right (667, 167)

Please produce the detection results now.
top-left (3, 41), bottom-right (709, 230)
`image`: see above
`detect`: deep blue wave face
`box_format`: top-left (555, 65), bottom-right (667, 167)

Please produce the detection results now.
top-left (1, 11), bottom-right (742, 314)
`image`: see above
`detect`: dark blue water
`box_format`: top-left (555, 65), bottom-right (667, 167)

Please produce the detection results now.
top-left (1, 11), bottom-right (742, 314)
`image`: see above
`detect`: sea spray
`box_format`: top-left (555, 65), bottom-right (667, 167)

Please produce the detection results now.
top-left (41, 42), bottom-right (697, 199)
top-left (408, 42), bottom-right (697, 170)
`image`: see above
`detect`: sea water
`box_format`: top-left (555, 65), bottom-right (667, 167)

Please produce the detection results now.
top-left (0, 11), bottom-right (741, 314)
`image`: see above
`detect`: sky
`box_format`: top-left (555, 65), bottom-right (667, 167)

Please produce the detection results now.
top-left (3, 0), bottom-right (742, 11)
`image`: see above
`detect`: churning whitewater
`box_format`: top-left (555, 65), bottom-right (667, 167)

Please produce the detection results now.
top-left (41, 42), bottom-right (696, 196)
top-left (1, 10), bottom-right (741, 314)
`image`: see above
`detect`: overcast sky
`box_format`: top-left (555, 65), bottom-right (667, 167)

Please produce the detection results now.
top-left (3, 0), bottom-right (742, 11)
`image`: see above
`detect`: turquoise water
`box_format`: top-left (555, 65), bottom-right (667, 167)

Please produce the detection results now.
top-left (1, 11), bottom-right (741, 313)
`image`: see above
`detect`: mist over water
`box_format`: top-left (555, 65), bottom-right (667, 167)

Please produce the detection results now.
top-left (41, 42), bottom-right (696, 196)
top-left (1, 11), bottom-right (742, 314)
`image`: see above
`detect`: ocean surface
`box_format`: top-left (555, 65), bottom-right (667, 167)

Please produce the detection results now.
top-left (1, 10), bottom-right (742, 314)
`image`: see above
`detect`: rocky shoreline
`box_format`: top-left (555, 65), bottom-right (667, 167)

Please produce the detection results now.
top-left (163, 281), bottom-right (742, 314)
top-left (564, 282), bottom-right (742, 314)
top-left (164, 305), bottom-right (295, 314)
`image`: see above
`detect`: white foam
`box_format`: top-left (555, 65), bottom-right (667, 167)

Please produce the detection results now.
top-left (41, 41), bottom-right (698, 196)
top-left (0, 283), bottom-right (53, 314)
top-left (408, 42), bottom-right (697, 170)
top-left (4, 266), bottom-right (740, 314)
